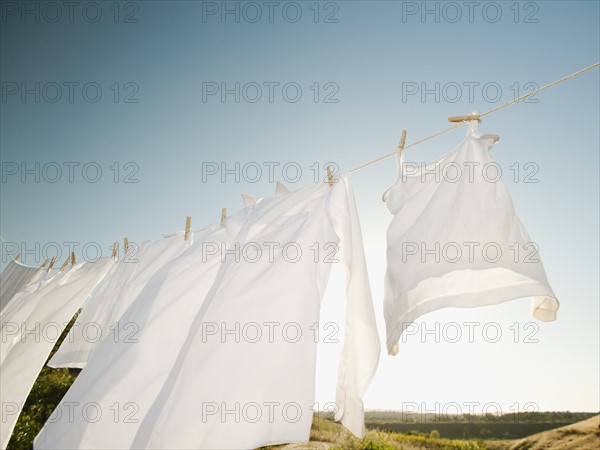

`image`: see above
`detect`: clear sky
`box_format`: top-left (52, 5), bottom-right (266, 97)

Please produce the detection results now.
top-left (1, 1), bottom-right (598, 415)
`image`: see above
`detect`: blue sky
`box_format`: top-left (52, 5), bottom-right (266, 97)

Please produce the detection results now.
top-left (1, 1), bottom-right (599, 413)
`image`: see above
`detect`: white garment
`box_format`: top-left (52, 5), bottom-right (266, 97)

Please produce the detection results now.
top-left (34, 205), bottom-right (253, 450)
top-left (0, 271), bottom-right (64, 365)
top-left (132, 174), bottom-right (379, 449)
top-left (0, 260), bottom-right (43, 312)
top-left (48, 233), bottom-right (192, 368)
top-left (0, 258), bottom-right (114, 450)
top-left (34, 179), bottom-right (379, 450)
top-left (383, 122), bottom-right (559, 355)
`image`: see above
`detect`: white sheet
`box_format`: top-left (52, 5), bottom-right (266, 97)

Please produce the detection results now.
top-left (48, 233), bottom-right (192, 368)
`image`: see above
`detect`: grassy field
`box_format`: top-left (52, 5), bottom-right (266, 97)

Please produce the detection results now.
top-left (304, 417), bottom-right (487, 449)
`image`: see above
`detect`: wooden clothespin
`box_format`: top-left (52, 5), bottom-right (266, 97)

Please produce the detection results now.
top-left (184, 216), bottom-right (191, 241)
top-left (448, 111), bottom-right (500, 142)
top-left (381, 130), bottom-right (409, 203)
top-left (221, 208), bottom-right (227, 225)
top-left (448, 111), bottom-right (481, 123)
top-left (40, 258), bottom-right (50, 269)
top-left (326, 166), bottom-right (334, 186)
top-left (124, 238), bottom-right (129, 252)
top-left (396, 130), bottom-right (407, 156)
top-left (111, 242), bottom-right (119, 258)
top-left (71, 251), bottom-right (76, 265)
top-left (60, 256), bottom-right (70, 271)
top-left (46, 257), bottom-right (56, 272)
top-left (14, 253), bottom-right (20, 262)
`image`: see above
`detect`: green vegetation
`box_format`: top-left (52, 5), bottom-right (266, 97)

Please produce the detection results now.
top-left (364, 410), bottom-right (598, 440)
top-left (365, 410), bottom-right (596, 424)
top-left (308, 417), bottom-right (486, 449)
top-left (7, 312), bottom-right (81, 450)
top-left (7, 366), bottom-right (79, 450)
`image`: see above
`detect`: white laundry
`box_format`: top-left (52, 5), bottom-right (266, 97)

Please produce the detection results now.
top-left (130, 174), bottom-right (379, 449)
top-left (48, 233), bottom-right (192, 369)
top-left (382, 121), bottom-right (559, 356)
top-left (0, 257), bottom-right (114, 450)
top-left (0, 259), bottom-right (44, 312)
top-left (33, 202), bottom-right (254, 450)
top-left (0, 270), bottom-right (66, 365)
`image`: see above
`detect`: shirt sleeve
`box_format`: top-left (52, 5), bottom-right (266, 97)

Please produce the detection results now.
top-left (326, 173), bottom-right (380, 437)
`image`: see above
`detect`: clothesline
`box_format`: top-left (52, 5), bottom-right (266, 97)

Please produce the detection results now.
top-left (1, 62), bottom-right (598, 266)
top-left (0, 61), bottom-right (595, 450)
top-left (348, 61), bottom-right (600, 174)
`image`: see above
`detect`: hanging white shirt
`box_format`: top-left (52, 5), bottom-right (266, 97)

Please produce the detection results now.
top-left (34, 203), bottom-right (254, 450)
top-left (0, 257), bottom-right (114, 450)
top-left (130, 174), bottom-right (379, 449)
top-left (0, 259), bottom-right (44, 312)
top-left (48, 232), bottom-right (192, 369)
top-left (382, 121), bottom-right (559, 355)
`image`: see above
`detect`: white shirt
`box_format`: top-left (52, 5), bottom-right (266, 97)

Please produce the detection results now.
top-left (132, 174), bottom-right (379, 449)
top-left (35, 177), bottom-right (379, 450)
top-left (383, 122), bottom-right (559, 355)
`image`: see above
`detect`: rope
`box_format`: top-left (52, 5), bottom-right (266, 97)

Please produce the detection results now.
top-left (349, 61), bottom-right (600, 174)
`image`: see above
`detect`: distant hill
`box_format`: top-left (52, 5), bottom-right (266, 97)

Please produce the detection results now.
top-left (269, 414), bottom-right (600, 450)
top-left (364, 411), bottom-right (598, 440)
top-left (489, 414), bottom-right (600, 450)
